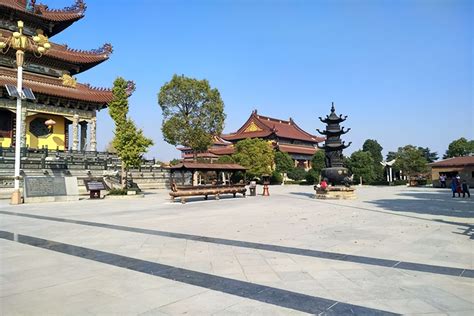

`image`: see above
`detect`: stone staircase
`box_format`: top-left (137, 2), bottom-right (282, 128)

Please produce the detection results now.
top-left (0, 148), bottom-right (170, 199)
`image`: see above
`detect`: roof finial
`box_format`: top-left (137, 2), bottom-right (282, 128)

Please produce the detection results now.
top-left (331, 102), bottom-right (335, 113)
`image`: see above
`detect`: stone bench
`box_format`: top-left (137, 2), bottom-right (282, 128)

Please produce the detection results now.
top-left (170, 183), bottom-right (246, 204)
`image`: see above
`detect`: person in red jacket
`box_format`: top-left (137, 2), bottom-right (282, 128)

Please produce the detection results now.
top-left (320, 178), bottom-right (328, 190)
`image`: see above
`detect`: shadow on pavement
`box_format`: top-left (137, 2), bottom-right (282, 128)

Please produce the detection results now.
top-left (367, 190), bottom-right (474, 218)
top-left (290, 192), bottom-right (314, 198)
top-left (434, 219), bottom-right (474, 240)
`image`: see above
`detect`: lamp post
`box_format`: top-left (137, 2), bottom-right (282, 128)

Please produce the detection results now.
top-left (0, 21), bottom-right (51, 204)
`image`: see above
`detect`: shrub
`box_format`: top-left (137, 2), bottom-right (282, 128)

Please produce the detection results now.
top-left (287, 168), bottom-right (307, 181)
top-left (216, 155), bottom-right (234, 163)
top-left (305, 169), bottom-right (319, 184)
top-left (393, 180), bottom-right (408, 186)
top-left (270, 171), bottom-right (283, 184)
top-left (231, 171), bottom-right (245, 184)
top-left (108, 188), bottom-right (127, 195)
top-left (285, 180), bottom-right (305, 185)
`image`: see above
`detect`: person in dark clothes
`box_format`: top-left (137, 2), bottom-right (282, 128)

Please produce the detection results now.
top-left (451, 177), bottom-right (461, 197)
top-left (461, 180), bottom-right (470, 198)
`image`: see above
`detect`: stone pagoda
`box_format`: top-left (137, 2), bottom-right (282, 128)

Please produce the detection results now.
top-left (0, 0), bottom-right (113, 151)
top-left (315, 103), bottom-right (355, 199)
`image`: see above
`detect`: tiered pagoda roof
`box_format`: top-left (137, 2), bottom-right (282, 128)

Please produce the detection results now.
top-left (0, 0), bottom-right (86, 36)
top-left (0, 0), bottom-right (113, 107)
top-left (0, 29), bottom-right (112, 74)
top-left (0, 66), bottom-right (111, 105)
top-left (222, 110), bottom-right (324, 143)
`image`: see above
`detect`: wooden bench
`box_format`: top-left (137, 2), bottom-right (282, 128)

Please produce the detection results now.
top-left (170, 183), bottom-right (246, 204)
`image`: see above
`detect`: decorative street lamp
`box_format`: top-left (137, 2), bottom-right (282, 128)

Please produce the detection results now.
top-left (0, 21), bottom-right (51, 204)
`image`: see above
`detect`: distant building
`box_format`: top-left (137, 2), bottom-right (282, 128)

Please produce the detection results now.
top-left (179, 110), bottom-right (324, 169)
top-left (429, 156), bottom-right (474, 188)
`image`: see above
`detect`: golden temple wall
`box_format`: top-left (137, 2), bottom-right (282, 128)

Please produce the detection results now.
top-left (25, 114), bottom-right (66, 150)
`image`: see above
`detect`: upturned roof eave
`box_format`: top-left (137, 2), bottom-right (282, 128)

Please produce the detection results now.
top-left (0, 66), bottom-right (112, 104)
top-left (0, 30), bottom-right (111, 74)
top-left (0, 1), bottom-right (85, 37)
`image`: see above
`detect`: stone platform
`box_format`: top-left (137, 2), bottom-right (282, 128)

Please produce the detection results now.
top-left (315, 186), bottom-right (356, 199)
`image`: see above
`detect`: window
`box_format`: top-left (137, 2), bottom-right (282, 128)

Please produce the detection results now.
top-left (29, 117), bottom-right (51, 137)
top-left (0, 110), bottom-right (12, 137)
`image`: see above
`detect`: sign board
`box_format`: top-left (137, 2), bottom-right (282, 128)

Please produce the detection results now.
top-left (23, 176), bottom-right (78, 203)
top-left (83, 179), bottom-right (107, 191)
top-left (25, 177), bottom-right (67, 197)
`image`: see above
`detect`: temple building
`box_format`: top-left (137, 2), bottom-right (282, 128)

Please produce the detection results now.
top-left (0, 0), bottom-right (113, 151)
top-left (179, 110), bottom-right (324, 169)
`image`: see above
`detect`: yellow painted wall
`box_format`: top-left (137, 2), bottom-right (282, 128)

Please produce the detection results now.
top-left (0, 136), bottom-right (12, 147)
top-left (0, 110), bottom-right (13, 148)
top-left (26, 114), bottom-right (66, 150)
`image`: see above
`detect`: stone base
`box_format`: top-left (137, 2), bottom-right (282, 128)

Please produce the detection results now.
top-left (105, 194), bottom-right (145, 199)
top-left (315, 186), bottom-right (356, 200)
top-left (24, 195), bottom-right (80, 204)
top-left (10, 189), bottom-right (22, 204)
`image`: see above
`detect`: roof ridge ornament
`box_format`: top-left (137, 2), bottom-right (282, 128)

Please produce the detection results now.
top-left (61, 0), bottom-right (87, 13)
top-left (126, 80), bottom-right (136, 96)
top-left (60, 73), bottom-right (77, 87)
top-left (90, 43), bottom-right (113, 56)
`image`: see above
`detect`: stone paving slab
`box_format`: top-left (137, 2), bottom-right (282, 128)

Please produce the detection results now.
top-left (0, 185), bottom-right (473, 315)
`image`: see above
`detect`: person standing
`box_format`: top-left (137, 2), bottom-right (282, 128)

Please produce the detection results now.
top-left (439, 174), bottom-right (447, 188)
top-left (461, 180), bottom-right (470, 198)
top-left (456, 176), bottom-right (462, 196)
top-left (319, 178), bottom-right (328, 191)
top-left (451, 177), bottom-right (461, 197)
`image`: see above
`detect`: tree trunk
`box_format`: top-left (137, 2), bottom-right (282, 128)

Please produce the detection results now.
top-left (121, 164), bottom-right (126, 189)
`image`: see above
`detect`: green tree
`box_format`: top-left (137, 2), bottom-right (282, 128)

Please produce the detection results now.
top-left (216, 155), bottom-right (234, 164)
top-left (444, 137), bottom-right (474, 158)
top-left (347, 150), bottom-right (376, 184)
top-left (305, 169), bottom-right (319, 184)
top-left (105, 140), bottom-right (117, 153)
top-left (232, 138), bottom-right (274, 179)
top-left (270, 170), bottom-right (283, 184)
top-left (274, 151), bottom-right (294, 173)
top-left (417, 147), bottom-right (438, 163)
top-left (394, 145), bottom-right (428, 177)
top-left (109, 78), bottom-right (153, 188)
top-left (362, 139), bottom-right (383, 162)
top-left (158, 74), bottom-right (226, 159)
top-left (311, 150), bottom-right (325, 175)
top-left (169, 158), bottom-right (181, 166)
top-left (362, 139), bottom-right (384, 180)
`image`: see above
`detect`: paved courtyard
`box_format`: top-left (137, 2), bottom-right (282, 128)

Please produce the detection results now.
top-left (0, 185), bottom-right (473, 315)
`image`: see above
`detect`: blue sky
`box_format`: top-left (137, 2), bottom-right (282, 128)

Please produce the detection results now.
top-left (48, 0), bottom-right (472, 161)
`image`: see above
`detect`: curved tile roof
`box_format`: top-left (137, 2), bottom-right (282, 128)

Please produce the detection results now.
top-left (429, 156), bottom-right (474, 168)
top-left (0, 30), bottom-right (111, 74)
top-left (222, 110), bottom-right (324, 143)
top-left (0, 66), bottom-right (112, 104)
top-left (0, 0), bottom-right (85, 36)
top-left (278, 144), bottom-right (317, 155)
